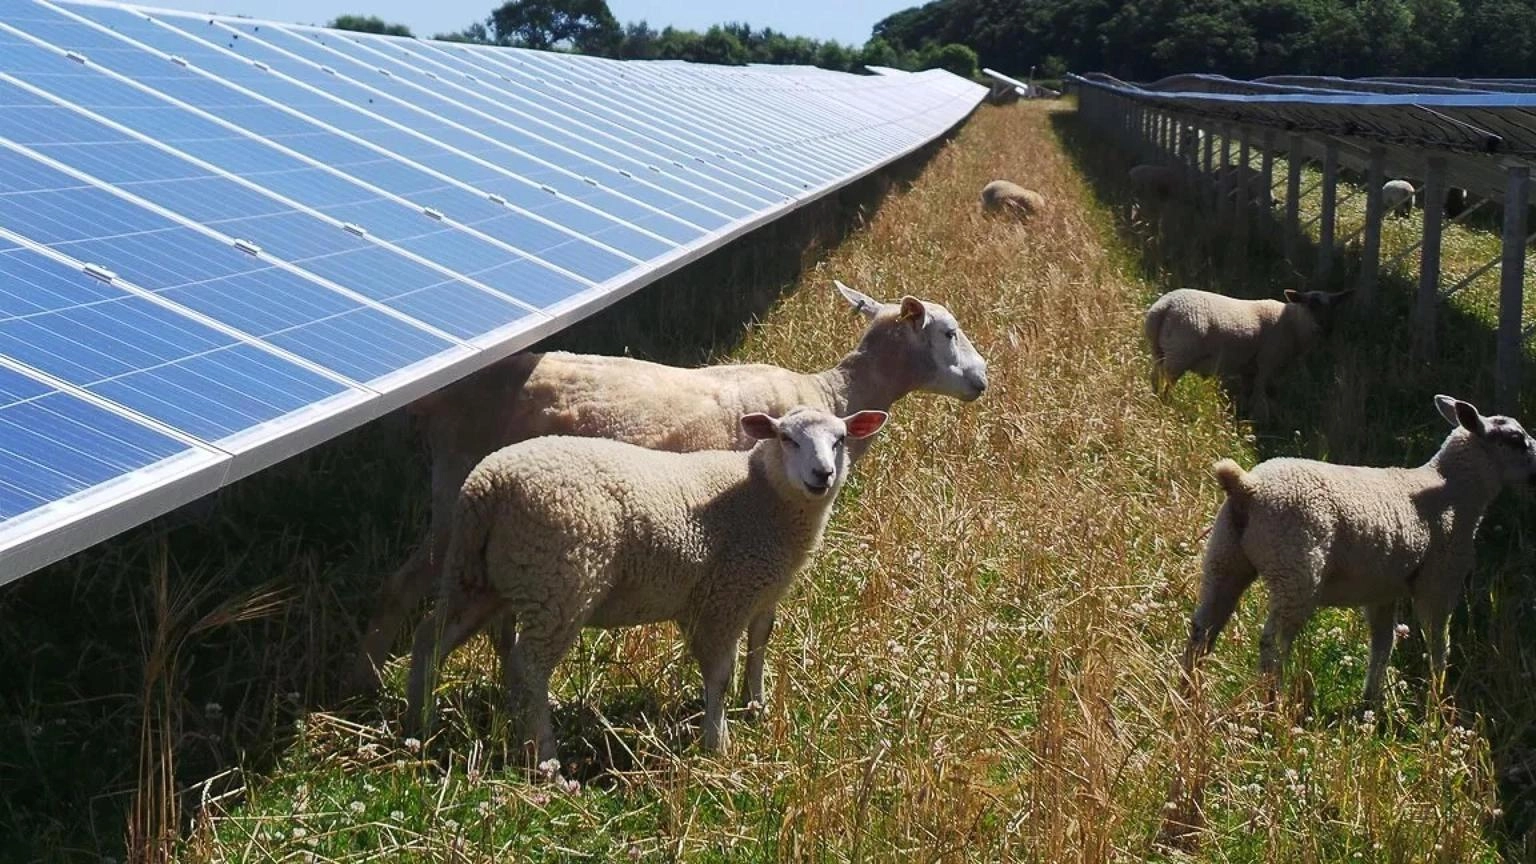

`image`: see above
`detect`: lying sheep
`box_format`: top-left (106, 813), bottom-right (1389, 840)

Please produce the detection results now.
top-left (1143, 287), bottom-right (1351, 418)
top-left (1383, 179), bottom-right (1415, 217)
top-left (980, 180), bottom-right (1046, 217)
top-left (357, 281), bottom-right (989, 687)
top-left (1183, 395), bottom-right (1536, 706)
top-left (404, 407), bottom-right (890, 759)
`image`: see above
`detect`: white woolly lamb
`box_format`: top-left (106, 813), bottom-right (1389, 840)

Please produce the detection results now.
top-left (357, 282), bottom-right (988, 686)
top-left (1183, 396), bottom-right (1536, 706)
top-left (980, 180), bottom-right (1046, 217)
top-left (404, 407), bottom-right (890, 759)
top-left (1383, 179), bottom-right (1416, 217)
top-left (1143, 287), bottom-right (1351, 418)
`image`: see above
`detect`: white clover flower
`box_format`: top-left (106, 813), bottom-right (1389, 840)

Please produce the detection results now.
top-left (390, 810), bottom-right (404, 821)
top-left (403, 737), bottom-right (422, 752)
top-left (204, 702), bottom-right (223, 719)
top-left (1394, 624), bottom-right (1411, 640)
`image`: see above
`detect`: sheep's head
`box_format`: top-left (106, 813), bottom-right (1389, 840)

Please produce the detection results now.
top-left (1283, 288), bottom-right (1352, 330)
top-left (836, 280), bottom-right (989, 401)
top-left (741, 407), bottom-right (887, 499)
top-left (1435, 395), bottom-right (1536, 491)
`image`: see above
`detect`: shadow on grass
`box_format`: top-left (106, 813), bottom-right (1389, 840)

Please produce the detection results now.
top-left (0, 129), bottom-right (959, 862)
top-left (1050, 108), bottom-right (1536, 855)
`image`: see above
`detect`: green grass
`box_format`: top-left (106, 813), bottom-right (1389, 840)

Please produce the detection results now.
top-left (1, 101), bottom-right (1529, 862)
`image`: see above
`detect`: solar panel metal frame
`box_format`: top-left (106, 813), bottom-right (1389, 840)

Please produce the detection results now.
top-left (0, 0), bottom-right (985, 584)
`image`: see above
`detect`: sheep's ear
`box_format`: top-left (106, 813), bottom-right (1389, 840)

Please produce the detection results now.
top-left (843, 410), bottom-right (888, 439)
top-left (741, 413), bottom-right (779, 441)
top-left (1435, 395), bottom-right (1485, 435)
top-left (897, 296), bottom-right (927, 330)
top-left (1327, 289), bottom-right (1354, 305)
top-left (836, 280), bottom-right (881, 320)
top-left (1283, 289), bottom-right (1302, 303)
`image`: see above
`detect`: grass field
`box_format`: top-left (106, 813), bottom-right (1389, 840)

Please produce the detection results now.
top-left (2, 99), bottom-right (1532, 862)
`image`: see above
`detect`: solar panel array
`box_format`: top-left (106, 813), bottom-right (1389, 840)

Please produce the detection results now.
top-left (0, 0), bottom-right (985, 584)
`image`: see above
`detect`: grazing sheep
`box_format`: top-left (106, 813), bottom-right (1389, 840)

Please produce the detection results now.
top-left (980, 180), bottom-right (1046, 217)
top-left (1127, 164), bottom-right (1182, 223)
top-left (1383, 179), bottom-right (1416, 217)
top-left (1143, 287), bottom-right (1351, 418)
top-left (356, 281), bottom-right (989, 687)
top-left (1183, 395), bottom-right (1536, 706)
top-left (404, 407), bottom-right (890, 759)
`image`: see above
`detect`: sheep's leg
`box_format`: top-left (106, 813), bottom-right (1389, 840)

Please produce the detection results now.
top-left (739, 608), bottom-right (776, 714)
top-left (493, 613), bottom-right (525, 710)
top-left (1413, 593), bottom-right (1453, 703)
top-left (354, 544), bottom-right (437, 693)
top-left (509, 618), bottom-right (582, 765)
top-left (688, 617), bottom-right (748, 754)
top-left (1361, 601), bottom-right (1397, 708)
top-left (1257, 594), bottom-right (1313, 708)
top-left (403, 588), bottom-right (503, 737)
top-left (1182, 507), bottom-right (1257, 680)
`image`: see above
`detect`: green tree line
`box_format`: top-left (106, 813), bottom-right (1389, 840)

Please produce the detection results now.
top-left (328, 0), bottom-right (980, 77)
top-left (870, 0), bottom-right (1536, 81)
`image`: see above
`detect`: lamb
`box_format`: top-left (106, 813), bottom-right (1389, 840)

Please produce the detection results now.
top-left (404, 406), bottom-right (890, 759)
top-left (1182, 395), bottom-right (1536, 707)
top-left (1383, 179), bottom-right (1416, 217)
top-left (356, 281), bottom-right (989, 686)
top-left (980, 180), bottom-right (1046, 217)
top-left (1143, 287), bottom-right (1351, 418)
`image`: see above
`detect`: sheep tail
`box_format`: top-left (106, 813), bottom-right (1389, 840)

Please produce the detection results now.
top-left (1143, 304), bottom-right (1166, 361)
top-left (1211, 459), bottom-right (1254, 532)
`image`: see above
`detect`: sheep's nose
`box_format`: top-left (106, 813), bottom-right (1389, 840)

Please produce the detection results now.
top-left (811, 468), bottom-right (832, 484)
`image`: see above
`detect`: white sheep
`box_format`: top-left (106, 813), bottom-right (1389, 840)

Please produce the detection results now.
top-left (1183, 395), bottom-right (1536, 706)
top-left (1383, 179), bottom-right (1415, 217)
top-left (357, 281), bottom-right (989, 687)
top-left (404, 406), bottom-right (890, 759)
top-left (1143, 287), bottom-right (1351, 418)
top-left (980, 180), bottom-right (1046, 217)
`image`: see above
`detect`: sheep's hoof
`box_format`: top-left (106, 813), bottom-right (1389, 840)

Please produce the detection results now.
top-left (740, 699), bottom-right (765, 722)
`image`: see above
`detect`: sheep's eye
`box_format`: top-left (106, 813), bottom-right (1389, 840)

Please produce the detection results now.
top-left (834, 435), bottom-right (846, 448)
top-left (780, 434), bottom-right (798, 448)
top-left (945, 329), bottom-right (957, 341)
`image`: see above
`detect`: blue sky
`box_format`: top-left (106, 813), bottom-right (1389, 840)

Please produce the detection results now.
top-left (139, 0), bottom-right (915, 45)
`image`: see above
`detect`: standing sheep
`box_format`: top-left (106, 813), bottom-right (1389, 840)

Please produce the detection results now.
top-left (1143, 287), bottom-right (1351, 419)
top-left (356, 282), bottom-right (989, 687)
top-left (1183, 395), bottom-right (1536, 706)
top-left (980, 180), bottom-right (1046, 217)
top-left (405, 407), bottom-right (889, 759)
top-left (1383, 179), bottom-right (1416, 217)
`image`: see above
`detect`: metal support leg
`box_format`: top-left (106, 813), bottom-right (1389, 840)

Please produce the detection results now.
top-left (1497, 164), bottom-right (1530, 412)
top-left (1318, 142), bottom-right (1339, 284)
top-left (1260, 131), bottom-right (1276, 214)
top-left (1202, 129), bottom-right (1215, 209)
top-left (1416, 157), bottom-right (1446, 355)
top-left (1286, 134), bottom-right (1303, 265)
top-left (1216, 127), bottom-right (1234, 221)
top-left (1360, 146), bottom-right (1386, 305)
top-left (1235, 129), bottom-right (1251, 249)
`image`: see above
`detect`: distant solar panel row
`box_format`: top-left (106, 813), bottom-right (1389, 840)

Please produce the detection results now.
top-left (0, 0), bottom-right (985, 583)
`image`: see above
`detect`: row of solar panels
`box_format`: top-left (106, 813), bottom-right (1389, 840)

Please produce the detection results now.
top-left (0, 0), bottom-right (986, 583)
top-left (1071, 72), bottom-right (1536, 159)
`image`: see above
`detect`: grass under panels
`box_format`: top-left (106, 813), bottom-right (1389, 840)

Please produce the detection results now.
top-left (3, 100), bottom-right (1531, 861)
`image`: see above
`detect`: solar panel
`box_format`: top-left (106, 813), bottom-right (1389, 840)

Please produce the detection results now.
top-left (0, 0), bottom-right (984, 583)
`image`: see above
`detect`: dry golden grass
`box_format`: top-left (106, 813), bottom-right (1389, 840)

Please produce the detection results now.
top-left (159, 102), bottom-right (1510, 862)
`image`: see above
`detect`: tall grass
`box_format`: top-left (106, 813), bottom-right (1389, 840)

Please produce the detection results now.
top-left (1, 101), bottom-right (1520, 861)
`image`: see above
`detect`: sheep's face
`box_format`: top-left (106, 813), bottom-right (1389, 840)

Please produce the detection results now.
top-left (837, 281), bottom-right (989, 401)
top-left (1436, 395), bottom-right (1536, 490)
top-left (741, 408), bottom-right (887, 498)
top-left (1283, 289), bottom-right (1352, 329)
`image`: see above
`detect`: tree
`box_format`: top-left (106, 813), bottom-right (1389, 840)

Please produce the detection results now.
top-left (617, 20), bottom-right (660, 59)
top-left (435, 21), bottom-right (492, 43)
top-left (328, 14), bottom-right (412, 36)
top-left (485, 0), bottom-right (620, 50)
top-left (860, 36), bottom-right (901, 69)
top-left (920, 42), bottom-right (979, 78)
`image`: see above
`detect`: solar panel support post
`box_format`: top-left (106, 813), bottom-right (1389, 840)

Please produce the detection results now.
top-left (1218, 126), bottom-right (1237, 225)
top-left (1496, 163), bottom-right (1530, 413)
top-left (1260, 130), bottom-right (1276, 216)
top-left (1235, 128), bottom-right (1251, 252)
top-left (1415, 156), bottom-right (1447, 357)
top-left (1202, 126), bottom-right (1216, 210)
top-left (1285, 134), bottom-right (1304, 266)
top-left (1359, 146), bottom-right (1387, 306)
top-left (1317, 142), bottom-right (1339, 285)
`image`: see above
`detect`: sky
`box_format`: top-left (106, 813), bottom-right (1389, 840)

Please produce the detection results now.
top-left (136, 0), bottom-right (916, 45)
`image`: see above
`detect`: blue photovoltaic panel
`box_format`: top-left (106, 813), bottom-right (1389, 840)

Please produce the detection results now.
top-left (0, 363), bottom-right (199, 520)
top-left (0, 0), bottom-right (987, 585)
top-left (0, 240), bottom-right (348, 442)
